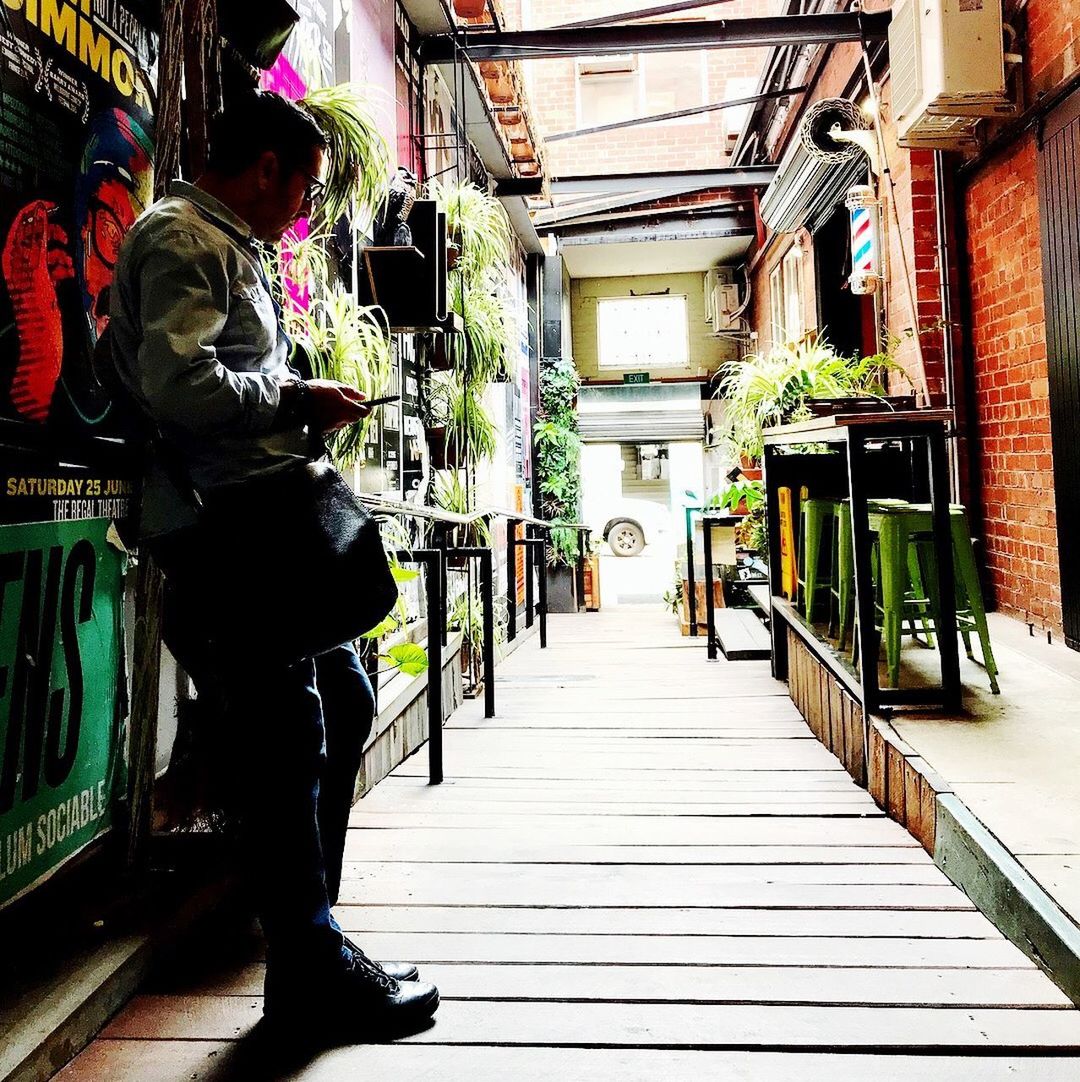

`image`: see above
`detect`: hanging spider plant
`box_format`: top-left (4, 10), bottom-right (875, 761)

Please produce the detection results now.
top-left (432, 469), bottom-right (493, 549)
top-left (427, 178), bottom-right (512, 280)
top-left (300, 83), bottom-right (391, 234)
top-left (447, 273), bottom-right (512, 384)
top-left (304, 288), bottom-right (394, 466)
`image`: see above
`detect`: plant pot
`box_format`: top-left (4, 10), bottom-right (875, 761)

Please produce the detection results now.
top-left (446, 242), bottom-right (461, 271)
top-left (547, 564), bottom-right (579, 613)
top-left (803, 394), bottom-right (917, 418)
top-left (454, 0), bottom-right (487, 17)
top-left (425, 426), bottom-right (466, 471)
top-left (430, 336), bottom-right (454, 371)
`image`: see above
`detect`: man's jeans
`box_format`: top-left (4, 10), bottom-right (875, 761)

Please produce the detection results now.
top-left (154, 537), bottom-right (375, 985)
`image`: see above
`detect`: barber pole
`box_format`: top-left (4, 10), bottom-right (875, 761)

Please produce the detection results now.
top-left (845, 185), bottom-right (882, 295)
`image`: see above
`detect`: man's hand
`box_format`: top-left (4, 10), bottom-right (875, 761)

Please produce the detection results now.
top-left (305, 379), bottom-right (372, 433)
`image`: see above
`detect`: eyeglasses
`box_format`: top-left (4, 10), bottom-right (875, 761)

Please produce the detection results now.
top-left (301, 173), bottom-right (325, 205)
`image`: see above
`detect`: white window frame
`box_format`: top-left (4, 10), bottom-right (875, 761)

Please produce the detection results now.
top-left (769, 264), bottom-right (786, 344)
top-left (575, 50), bottom-right (708, 129)
top-left (596, 295), bottom-right (691, 370)
top-left (783, 248), bottom-right (804, 342)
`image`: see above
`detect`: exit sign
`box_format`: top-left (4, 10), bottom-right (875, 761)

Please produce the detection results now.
top-left (623, 372), bottom-right (650, 385)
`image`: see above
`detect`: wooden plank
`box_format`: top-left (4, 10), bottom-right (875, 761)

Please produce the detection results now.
top-left (55, 1042), bottom-right (1080, 1082)
top-left (157, 961), bottom-right (1072, 1007)
top-left (316, 932), bottom-right (1026, 967)
top-left (102, 996), bottom-right (1080, 1048)
top-left (335, 878), bottom-right (964, 910)
top-left (342, 842), bottom-right (931, 865)
top-left (887, 740), bottom-right (907, 824)
top-left (714, 609), bottom-right (772, 660)
top-left (332, 904), bottom-right (1001, 939)
top-left (936, 794), bottom-right (1080, 1007)
top-left (343, 817), bottom-right (931, 847)
top-left (869, 722), bottom-right (887, 807)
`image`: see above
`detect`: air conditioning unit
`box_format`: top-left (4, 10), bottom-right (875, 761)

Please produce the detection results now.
top-left (890, 0), bottom-right (1013, 148)
top-left (704, 267), bottom-right (736, 326)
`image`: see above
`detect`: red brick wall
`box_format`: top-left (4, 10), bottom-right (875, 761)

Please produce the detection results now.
top-left (963, 137), bottom-right (1060, 632)
top-left (521, 0), bottom-right (767, 177)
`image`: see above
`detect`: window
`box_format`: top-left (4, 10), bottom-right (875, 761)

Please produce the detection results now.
top-left (577, 51), bottom-right (707, 128)
top-left (783, 248), bottom-right (804, 342)
top-left (769, 265), bottom-right (785, 344)
top-left (597, 295), bottom-right (690, 369)
top-left (769, 251), bottom-right (806, 345)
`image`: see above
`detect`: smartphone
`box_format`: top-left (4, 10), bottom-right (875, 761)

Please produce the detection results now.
top-left (363, 394), bottom-right (399, 408)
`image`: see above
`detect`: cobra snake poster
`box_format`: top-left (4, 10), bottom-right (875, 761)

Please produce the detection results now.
top-left (0, 0), bottom-right (156, 432)
top-left (0, 1), bottom-right (155, 907)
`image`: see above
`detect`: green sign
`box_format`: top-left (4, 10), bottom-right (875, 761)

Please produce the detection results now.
top-left (0, 518), bottom-right (126, 908)
top-left (623, 372), bottom-right (651, 385)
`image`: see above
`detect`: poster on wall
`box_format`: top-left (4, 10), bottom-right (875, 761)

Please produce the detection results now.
top-left (0, 1), bottom-right (156, 434)
top-left (0, 512), bottom-right (127, 909)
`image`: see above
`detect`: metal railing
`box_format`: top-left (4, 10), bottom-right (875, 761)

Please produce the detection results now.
top-left (359, 497), bottom-right (590, 783)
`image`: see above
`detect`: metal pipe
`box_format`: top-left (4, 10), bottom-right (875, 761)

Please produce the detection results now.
top-left (506, 519), bottom-right (518, 642)
top-left (934, 149), bottom-right (962, 502)
top-left (525, 527), bottom-right (535, 629)
top-left (479, 548), bottom-right (496, 718)
top-left (547, 87), bottom-right (808, 142)
top-left (703, 518), bottom-right (717, 660)
top-left (397, 549), bottom-right (444, 785)
top-left (686, 506), bottom-right (698, 636)
top-left (538, 538), bottom-right (549, 649)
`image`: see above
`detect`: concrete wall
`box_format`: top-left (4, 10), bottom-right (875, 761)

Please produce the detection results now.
top-left (571, 271), bottom-right (735, 381)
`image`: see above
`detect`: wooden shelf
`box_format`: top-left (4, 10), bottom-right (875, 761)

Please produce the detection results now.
top-left (763, 408), bottom-right (954, 444)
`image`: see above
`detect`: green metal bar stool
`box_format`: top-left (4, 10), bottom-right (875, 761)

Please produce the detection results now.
top-left (797, 497), bottom-right (841, 625)
top-left (907, 504), bottom-right (1001, 694)
top-left (830, 500), bottom-right (855, 651)
top-left (850, 501), bottom-right (937, 685)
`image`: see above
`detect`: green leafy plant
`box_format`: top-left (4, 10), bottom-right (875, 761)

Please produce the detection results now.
top-left (715, 477), bottom-right (765, 514)
top-left (302, 289), bottom-right (394, 466)
top-left (299, 83), bottom-right (391, 234)
top-left (447, 273), bottom-right (515, 384)
top-left (717, 334), bottom-right (895, 461)
top-left (432, 470), bottom-right (493, 549)
top-left (663, 567), bottom-right (684, 616)
top-left (427, 178), bottom-right (512, 282)
top-left (535, 357), bottom-right (583, 568)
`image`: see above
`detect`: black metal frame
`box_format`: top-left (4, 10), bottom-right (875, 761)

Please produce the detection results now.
top-left (394, 549), bottom-right (445, 784)
top-left (700, 513), bottom-right (743, 661)
top-left (421, 12), bottom-right (892, 63)
top-left (762, 416), bottom-right (961, 724)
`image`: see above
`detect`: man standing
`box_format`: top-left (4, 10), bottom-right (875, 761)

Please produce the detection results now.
top-left (109, 91), bottom-right (439, 1036)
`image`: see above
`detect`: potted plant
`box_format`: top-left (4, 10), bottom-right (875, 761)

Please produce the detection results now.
top-left (298, 83), bottom-right (390, 235)
top-left (298, 288), bottom-right (393, 467)
top-left (427, 178), bottom-right (511, 283)
top-left (716, 334), bottom-right (897, 464)
top-left (534, 357), bottom-right (584, 612)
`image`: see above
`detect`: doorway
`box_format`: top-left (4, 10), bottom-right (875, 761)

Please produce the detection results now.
top-left (1037, 90), bottom-right (1080, 650)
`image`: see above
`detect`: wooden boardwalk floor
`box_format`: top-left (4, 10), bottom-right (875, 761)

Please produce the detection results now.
top-left (57, 608), bottom-right (1080, 1080)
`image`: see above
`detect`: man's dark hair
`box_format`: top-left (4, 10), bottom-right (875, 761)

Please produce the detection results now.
top-left (207, 91), bottom-right (327, 177)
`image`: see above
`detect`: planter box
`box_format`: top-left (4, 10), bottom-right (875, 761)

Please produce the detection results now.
top-left (548, 564), bottom-right (578, 613)
top-left (679, 578), bottom-right (726, 635)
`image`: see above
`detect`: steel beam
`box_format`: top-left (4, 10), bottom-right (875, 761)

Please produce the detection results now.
top-left (420, 12), bottom-right (890, 63)
top-left (547, 86), bottom-right (808, 142)
top-left (550, 166), bottom-right (776, 196)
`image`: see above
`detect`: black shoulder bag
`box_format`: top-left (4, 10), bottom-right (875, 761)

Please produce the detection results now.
top-left (190, 457), bottom-right (399, 667)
